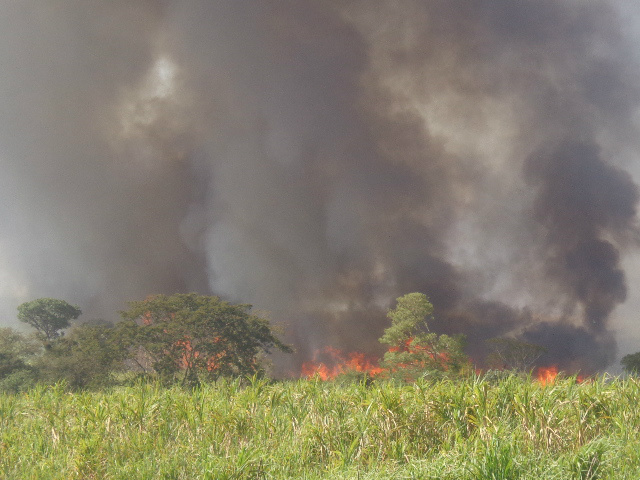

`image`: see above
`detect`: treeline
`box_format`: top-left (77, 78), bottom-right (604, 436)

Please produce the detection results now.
top-left (0, 292), bottom-right (474, 391)
top-left (2, 291), bottom-right (638, 392)
top-left (0, 294), bottom-right (291, 391)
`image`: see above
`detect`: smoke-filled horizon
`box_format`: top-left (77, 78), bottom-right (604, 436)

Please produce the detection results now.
top-left (1, 1), bottom-right (640, 374)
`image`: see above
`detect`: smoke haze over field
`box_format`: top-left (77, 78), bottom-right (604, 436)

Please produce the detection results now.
top-left (2, 1), bottom-right (640, 373)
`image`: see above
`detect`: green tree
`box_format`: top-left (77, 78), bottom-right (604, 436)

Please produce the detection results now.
top-left (0, 327), bottom-right (40, 392)
top-left (117, 293), bottom-right (292, 386)
top-left (0, 327), bottom-right (40, 361)
top-left (485, 337), bottom-right (547, 372)
top-left (621, 351), bottom-right (640, 376)
top-left (379, 293), bottom-right (469, 380)
top-left (37, 323), bottom-right (127, 389)
top-left (0, 352), bottom-right (26, 378)
top-left (17, 298), bottom-right (81, 341)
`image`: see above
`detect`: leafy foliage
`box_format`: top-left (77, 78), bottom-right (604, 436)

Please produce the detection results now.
top-left (0, 327), bottom-right (40, 363)
top-left (621, 351), bottom-right (640, 375)
top-left (36, 323), bottom-right (127, 389)
top-left (17, 298), bottom-right (81, 341)
top-left (0, 327), bottom-right (39, 392)
top-left (6, 294), bottom-right (293, 390)
top-left (379, 293), bottom-right (469, 380)
top-left (117, 293), bottom-right (292, 386)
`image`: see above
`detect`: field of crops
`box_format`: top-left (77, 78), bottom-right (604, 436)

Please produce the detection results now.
top-left (1, 374), bottom-right (640, 479)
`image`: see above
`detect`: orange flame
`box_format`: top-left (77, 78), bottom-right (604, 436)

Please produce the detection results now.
top-left (301, 338), bottom-right (463, 380)
top-left (536, 365), bottom-right (558, 385)
top-left (172, 336), bottom-right (229, 373)
top-left (301, 346), bottom-right (384, 380)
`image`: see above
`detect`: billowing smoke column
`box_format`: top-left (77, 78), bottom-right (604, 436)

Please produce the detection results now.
top-left (520, 141), bottom-right (638, 371)
top-left (0, 1), bottom-right (639, 373)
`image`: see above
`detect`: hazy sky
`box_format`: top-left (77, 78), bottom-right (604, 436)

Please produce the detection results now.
top-left (2, 1), bottom-right (640, 372)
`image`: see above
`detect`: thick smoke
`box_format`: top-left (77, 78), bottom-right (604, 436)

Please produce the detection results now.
top-left (1, 1), bottom-right (640, 373)
top-left (524, 140), bottom-right (638, 332)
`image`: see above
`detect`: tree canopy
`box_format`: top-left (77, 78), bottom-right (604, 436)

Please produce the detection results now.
top-left (379, 293), bottom-right (468, 379)
top-left (0, 327), bottom-right (35, 379)
top-left (17, 298), bottom-right (81, 341)
top-left (117, 293), bottom-right (292, 386)
top-left (37, 323), bottom-right (127, 389)
top-left (621, 351), bottom-right (640, 376)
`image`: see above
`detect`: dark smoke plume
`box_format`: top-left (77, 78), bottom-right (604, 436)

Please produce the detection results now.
top-left (1, 1), bottom-right (640, 373)
top-left (524, 140), bottom-right (638, 333)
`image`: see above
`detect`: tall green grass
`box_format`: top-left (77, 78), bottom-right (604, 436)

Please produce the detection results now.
top-left (1, 374), bottom-right (640, 479)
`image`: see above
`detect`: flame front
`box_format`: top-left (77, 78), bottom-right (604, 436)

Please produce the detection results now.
top-left (302, 349), bottom-right (578, 384)
top-left (301, 346), bottom-right (384, 380)
top-left (301, 339), bottom-right (460, 380)
top-left (536, 366), bottom-right (558, 385)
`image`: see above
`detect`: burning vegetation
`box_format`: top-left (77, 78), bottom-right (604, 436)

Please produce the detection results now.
top-left (301, 346), bottom-right (383, 381)
top-left (301, 345), bottom-right (583, 387)
top-left (117, 293), bottom-right (292, 387)
top-left (301, 344), bottom-right (589, 388)
top-left (300, 293), bottom-right (582, 384)
top-left (0, 291), bottom-right (600, 391)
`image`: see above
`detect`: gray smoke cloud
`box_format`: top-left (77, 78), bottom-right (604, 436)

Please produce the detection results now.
top-left (1, 1), bottom-right (640, 374)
